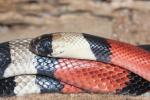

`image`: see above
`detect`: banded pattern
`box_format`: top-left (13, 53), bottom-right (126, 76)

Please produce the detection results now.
top-left (53, 59), bottom-right (150, 95)
top-left (0, 38), bottom-right (150, 96)
top-left (0, 75), bottom-right (82, 96)
top-left (0, 42), bottom-right (11, 77)
top-left (2, 39), bottom-right (36, 78)
top-left (30, 32), bottom-right (150, 82)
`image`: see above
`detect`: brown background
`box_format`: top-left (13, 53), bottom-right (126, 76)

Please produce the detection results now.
top-left (0, 0), bottom-right (150, 100)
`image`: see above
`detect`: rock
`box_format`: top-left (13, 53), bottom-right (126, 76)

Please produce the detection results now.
top-left (0, 0), bottom-right (150, 45)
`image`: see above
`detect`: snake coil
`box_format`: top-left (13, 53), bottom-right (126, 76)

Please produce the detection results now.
top-left (0, 32), bottom-right (150, 96)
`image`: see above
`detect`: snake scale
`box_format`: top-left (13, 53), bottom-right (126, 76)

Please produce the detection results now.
top-left (0, 32), bottom-right (150, 96)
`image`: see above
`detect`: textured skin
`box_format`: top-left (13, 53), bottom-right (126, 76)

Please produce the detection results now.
top-left (0, 42), bottom-right (11, 77)
top-left (108, 39), bottom-right (150, 84)
top-left (0, 34), bottom-right (150, 96)
top-left (30, 32), bottom-right (150, 82)
top-left (54, 59), bottom-right (150, 95)
top-left (0, 75), bottom-right (83, 96)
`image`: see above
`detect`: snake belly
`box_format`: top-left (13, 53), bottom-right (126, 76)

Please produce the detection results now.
top-left (0, 37), bottom-right (150, 96)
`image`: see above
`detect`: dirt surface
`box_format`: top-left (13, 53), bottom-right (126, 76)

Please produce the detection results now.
top-left (1, 94), bottom-right (150, 100)
top-left (0, 0), bottom-right (150, 100)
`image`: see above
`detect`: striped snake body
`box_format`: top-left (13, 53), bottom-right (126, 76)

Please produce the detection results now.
top-left (0, 32), bottom-right (150, 96)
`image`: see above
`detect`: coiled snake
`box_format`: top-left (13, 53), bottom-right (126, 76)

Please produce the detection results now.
top-left (0, 32), bottom-right (150, 96)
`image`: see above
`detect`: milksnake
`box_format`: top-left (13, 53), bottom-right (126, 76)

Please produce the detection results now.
top-left (0, 32), bottom-right (150, 96)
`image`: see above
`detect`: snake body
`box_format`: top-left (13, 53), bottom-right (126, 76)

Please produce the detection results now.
top-left (0, 75), bottom-right (83, 96)
top-left (30, 33), bottom-right (150, 82)
top-left (0, 32), bottom-right (150, 96)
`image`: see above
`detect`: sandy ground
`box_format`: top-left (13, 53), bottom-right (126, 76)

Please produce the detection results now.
top-left (0, 0), bottom-right (150, 100)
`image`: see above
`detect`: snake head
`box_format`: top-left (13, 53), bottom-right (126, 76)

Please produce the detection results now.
top-left (30, 34), bottom-right (53, 56)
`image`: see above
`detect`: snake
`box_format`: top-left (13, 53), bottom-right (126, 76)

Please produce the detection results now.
top-left (0, 32), bottom-right (150, 96)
